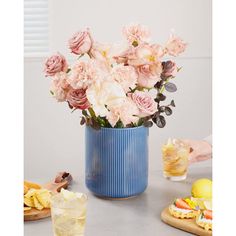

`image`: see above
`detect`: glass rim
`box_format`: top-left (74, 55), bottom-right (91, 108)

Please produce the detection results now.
top-left (50, 192), bottom-right (88, 209)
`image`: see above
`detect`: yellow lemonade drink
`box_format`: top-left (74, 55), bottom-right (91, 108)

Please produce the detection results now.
top-left (162, 138), bottom-right (190, 181)
top-left (51, 189), bottom-right (87, 236)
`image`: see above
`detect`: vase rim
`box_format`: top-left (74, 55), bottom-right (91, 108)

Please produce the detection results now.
top-left (86, 125), bottom-right (147, 131)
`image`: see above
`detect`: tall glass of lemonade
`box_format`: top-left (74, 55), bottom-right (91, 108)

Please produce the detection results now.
top-left (51, 189), bottom-right (87, 236)
top-left (162, 138), bottom-right (190, 181)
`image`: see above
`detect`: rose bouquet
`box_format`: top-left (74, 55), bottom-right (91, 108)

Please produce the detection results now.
top-left (44, 24), bottom-right (186, 129)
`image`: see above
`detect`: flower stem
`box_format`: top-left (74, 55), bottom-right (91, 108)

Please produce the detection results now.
top-left (88, 108), bottom-right (96, 119)
top-left (160, 76), bottom-right (173, 93)
top-left (77, 54), bottom-right (84, 60)
top-left (160, 86), bottom-right (165, 93)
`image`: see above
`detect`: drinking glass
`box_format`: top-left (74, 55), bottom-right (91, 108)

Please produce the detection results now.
top-left (51, 191), bottom-right (88, 236)
top-left (162, 138), bottom-right (190, 181)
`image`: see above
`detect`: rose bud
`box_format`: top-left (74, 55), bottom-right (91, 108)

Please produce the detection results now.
top-left (68, 29), bottom-right (93, 55)
top-left (44, 53), bottom-right (68, 76)
top-left (130, 90), bottom-right (157, 117)
top-left (67, 88), bottom-right (90, 110)
top-left (161, 61), bottom-right (177, 78)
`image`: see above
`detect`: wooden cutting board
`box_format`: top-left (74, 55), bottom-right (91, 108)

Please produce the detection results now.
top-left (24, 172), bottom-right (72, 221)
top-left (161, 207), bottom-right (212, 236)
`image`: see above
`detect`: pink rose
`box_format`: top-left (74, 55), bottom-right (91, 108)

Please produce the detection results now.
top-left (161, 61), bottom-right (177, 78)
top-left (123, 23), bottom-right (150, 45)
top-left (165, 34), bottom-right (187, 56)
top-left (68, 29), bottom-right (93, 55)
top-left (44, 53), bottom-right (68, 76)
top-left (51, 72), bottom-right (71, 102)
top-left (130, 90), bottom-right (157, 117)
top-left (107, 98), bottom-right (139, 127)
top-left (111, 65), bottom-right (137, 92)
top-left (137, 62), bottom-right (162, 88)
top-left (67, 88), bottom-right (90, 110)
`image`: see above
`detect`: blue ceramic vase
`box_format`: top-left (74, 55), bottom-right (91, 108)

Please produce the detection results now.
top-left (85, 125), bottom-right (149, 198)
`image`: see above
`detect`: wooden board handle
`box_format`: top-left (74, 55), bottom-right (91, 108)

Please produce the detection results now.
top-left (43, 181), bottom-right (69, 193)
top-left (43, 172), bottom-right (73, 193)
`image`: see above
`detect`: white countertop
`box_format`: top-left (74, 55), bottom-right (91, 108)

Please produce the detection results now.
top-left (24, 161), bottom-right (211, 236)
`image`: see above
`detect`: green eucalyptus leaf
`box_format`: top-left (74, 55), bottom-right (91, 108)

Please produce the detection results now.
top-left (164, 82), bottom-right (177, 92)
top-left (143, 121), bottom-right (153, 128)
top-left (156, 115), bottom-right (166, 128)
top-left (97, 116), bottom-right (106, 127)
top-left (67, 102), bottom-right (73, 109)
top-left (137, 118), bottom-right (144, 126)
top-left (152, 117), bottom-right (157, 124)
top-left (159, 106), bottom-right (165, 112)
top-left (165, 107), bottom-right (172, 116)
top-left (156, 93), bottom-right (166, 101)
top-left (91, 119), bottom-right (101, 130)
top-left (115, 120), bottom-right (124, 128)
top-left (82, 110), bottom-right (88, 116)
top-left (154, 81), bottom-right (162, 89)
top-left (80, 117), bottom-right (86, 125)
top-left (170, 100), bottom-right (176, 107)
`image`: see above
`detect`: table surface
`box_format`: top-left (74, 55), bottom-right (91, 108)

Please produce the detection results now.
top-left (24, 161), bottom-right (212, 236)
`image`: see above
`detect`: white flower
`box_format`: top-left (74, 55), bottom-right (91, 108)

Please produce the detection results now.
top-left (86, 79), bottom-right (126, 117)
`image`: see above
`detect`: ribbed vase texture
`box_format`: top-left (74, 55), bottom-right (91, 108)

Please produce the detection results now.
top-left (85, 126), bottom-right (149, 198)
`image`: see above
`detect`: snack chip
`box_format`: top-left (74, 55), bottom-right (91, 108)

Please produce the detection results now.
top-left (24, 185), bottom-right (29, 195)
top-left (24, 196), bottom-right (34, 207)
top-left (24, 188), bottom-right (51, 210)
top-left (36, 189), bottom-right (51, 208)
top-left (24, 207), bottom-right (31, 211)
top-left (33, 195), bottom-right (44, 210)
top-left (24, 181), bottom-right (41, 190)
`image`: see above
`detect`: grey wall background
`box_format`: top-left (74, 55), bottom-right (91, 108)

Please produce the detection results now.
top-left (24, 0), bottom-right (212, 179)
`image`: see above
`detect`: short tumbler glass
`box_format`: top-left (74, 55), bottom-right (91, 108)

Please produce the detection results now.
top-left (162, 138), bottom-right (190, 181)
top-left (50, 192), bottom-right (88, 236)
